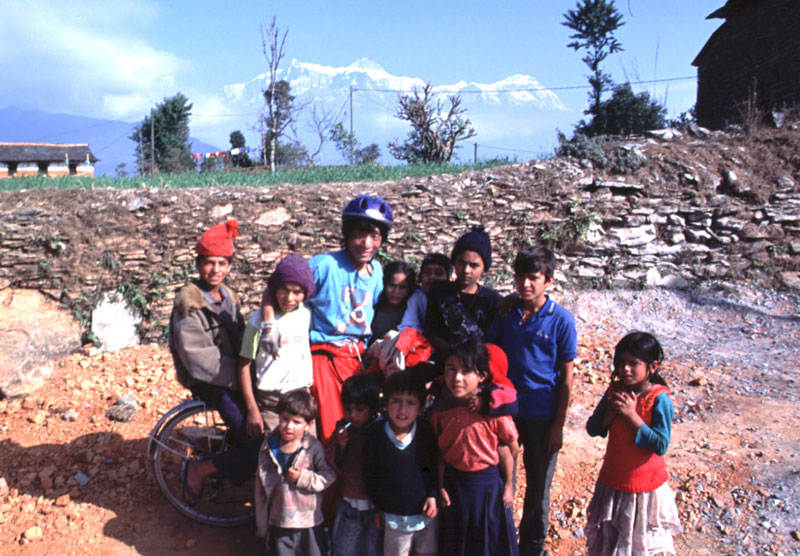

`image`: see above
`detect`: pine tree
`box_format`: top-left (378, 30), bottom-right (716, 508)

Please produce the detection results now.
top-left (329, 123), bottom-right (381, 165)
top-left (229, 130), bottom-right (252, 167)
top-left (562, 0), bottom-right (625, 134)
top-left (261, 80), bottom-right (305, 167)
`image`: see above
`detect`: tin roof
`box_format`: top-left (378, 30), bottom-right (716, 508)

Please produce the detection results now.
top-left (0, 142), bottom-right (99, 163)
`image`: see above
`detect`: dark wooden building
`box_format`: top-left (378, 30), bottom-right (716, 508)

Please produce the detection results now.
top-left (692, 0), bottom-right (800, 129)
top-left (0, 142), bottom-right (98, 178)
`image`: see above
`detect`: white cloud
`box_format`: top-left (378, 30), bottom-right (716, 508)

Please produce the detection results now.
top-left (0, 0), bottom-right (187, 120)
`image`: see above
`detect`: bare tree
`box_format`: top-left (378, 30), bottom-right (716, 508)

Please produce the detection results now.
top-left (260, 17), bottom-right (288, 173)
top-left (388, 84), bottom-right (476, 165)
top-left (330, 123), bottom-right (381, 166)
top-left (300, 102), bottom-right (335, 165)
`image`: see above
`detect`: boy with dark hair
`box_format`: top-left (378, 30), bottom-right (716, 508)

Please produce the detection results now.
top-left (487, 245), bottom-right (577, 556)
top-left (424, 225), bottom-right (501, 353)
top-left (256, 389), bottom-right (335, 555)
top-left (339, 372), bottom-right (382, 417)
top-left (168, 219), bottom-right (259, 504)
top-left (398, 252), bottom-right (451, 333)
top-left (261, 195), bottom-right (394, 441)
top-left (327, 373), bottom-right (383, 556)
top-left (364, 371), bottom-right (438, 556)
top-left (276, 388), bottom-right (319, 422)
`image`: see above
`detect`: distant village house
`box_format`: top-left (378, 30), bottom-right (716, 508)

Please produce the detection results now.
top-left (692, 0), bottom-right (800, 130)
top-left (0, 142), bottom-right (98, 178)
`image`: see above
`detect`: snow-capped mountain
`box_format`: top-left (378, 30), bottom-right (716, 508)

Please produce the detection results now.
top-left (218, 58), bottom-right (573, 163)
top-left (0, 59), bottom-right (575, 175)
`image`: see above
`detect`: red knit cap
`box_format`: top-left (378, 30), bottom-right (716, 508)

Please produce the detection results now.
top-left (196, 219), bottom-right (238, 257)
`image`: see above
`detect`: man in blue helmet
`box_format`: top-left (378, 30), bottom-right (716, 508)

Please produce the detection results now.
top-left (260, 195), bottom-right (393, 440)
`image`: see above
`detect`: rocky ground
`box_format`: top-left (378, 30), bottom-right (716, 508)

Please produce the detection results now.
top-left (1, 283), bottom-right (799, 555)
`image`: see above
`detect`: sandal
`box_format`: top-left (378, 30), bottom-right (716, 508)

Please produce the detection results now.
top-left (181, 459), bottom-right (202, 507)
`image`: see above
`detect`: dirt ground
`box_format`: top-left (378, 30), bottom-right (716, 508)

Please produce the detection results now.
top-left (1, 284), bottom-right (799, 555)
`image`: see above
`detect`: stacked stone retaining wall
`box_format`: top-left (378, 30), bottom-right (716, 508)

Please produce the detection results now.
top-left (1, 130), bottom-right (798, 343)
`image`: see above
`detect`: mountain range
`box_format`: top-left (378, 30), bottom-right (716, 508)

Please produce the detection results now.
top-left (225, 57), bottom-right (568, 111)
top-left (220, 58), bottom-right (574, 163)
top-left (0, 58), bottom-right (575, 175)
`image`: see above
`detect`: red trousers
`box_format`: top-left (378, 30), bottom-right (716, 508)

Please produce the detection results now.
top-left (310, 341), bottom-right (365, 441)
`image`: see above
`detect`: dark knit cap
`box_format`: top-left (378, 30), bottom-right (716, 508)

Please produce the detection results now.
top-left (451, 225), bottom-right (492, 270)
top-left (267, 253), bottom-right (315, 301)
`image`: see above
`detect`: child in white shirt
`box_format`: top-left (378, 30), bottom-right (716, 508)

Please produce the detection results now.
top-left (238, 253), bottom-right (315, 437)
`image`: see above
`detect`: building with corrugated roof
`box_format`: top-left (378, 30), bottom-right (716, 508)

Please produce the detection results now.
top-left (0, 143), bottom-right (99, 178)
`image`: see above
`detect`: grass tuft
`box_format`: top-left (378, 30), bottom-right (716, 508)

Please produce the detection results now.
top-left (0, 160), bottom-right (512, 192)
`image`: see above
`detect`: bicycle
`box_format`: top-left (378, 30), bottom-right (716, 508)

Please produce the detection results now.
top-left (148, 399), bottom-right (256, 526)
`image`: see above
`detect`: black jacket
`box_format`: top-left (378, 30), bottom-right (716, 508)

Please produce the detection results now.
top-left (363, 417), bottom-right (438, 516)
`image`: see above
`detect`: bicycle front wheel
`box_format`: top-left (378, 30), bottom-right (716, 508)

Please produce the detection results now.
top-left (150, 403), bottom-right (255, 526)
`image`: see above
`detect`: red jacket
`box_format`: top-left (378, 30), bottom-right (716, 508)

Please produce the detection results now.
top-left (598, 385), bottom-right (670, 493)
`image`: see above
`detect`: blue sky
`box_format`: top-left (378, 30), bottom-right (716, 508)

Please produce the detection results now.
top-left (0, 0), bottom-right (723, 149)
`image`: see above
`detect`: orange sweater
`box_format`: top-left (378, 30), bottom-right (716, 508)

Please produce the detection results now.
top-left (598, 385), bottom-right (670, 493)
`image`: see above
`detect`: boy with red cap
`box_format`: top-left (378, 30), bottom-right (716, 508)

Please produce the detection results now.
top-left (168, 219), bottom-right (259, 504)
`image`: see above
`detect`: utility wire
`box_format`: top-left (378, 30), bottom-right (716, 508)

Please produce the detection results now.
top-left (93, 127), bottom-right (137, 153)
top-left (191, 110), bottom-right (262, 118)
top-left (331, 96), bottom-right (350, 125)
top-left (474, 143), bottom-right (545, 156)
top-left (353, 75), bottom-right (695, 95)
top-left (24, 74), bottom-right (697, 156)
top-left (31, 120), bottom-right (117, 142)
top-left (363, 94), bottom-right (396, 112)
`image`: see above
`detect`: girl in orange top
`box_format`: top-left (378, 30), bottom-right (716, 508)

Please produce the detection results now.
top-left (430, 339), bottom-right (519, 556)
top-left (585, 332), bottom-right (682, 555)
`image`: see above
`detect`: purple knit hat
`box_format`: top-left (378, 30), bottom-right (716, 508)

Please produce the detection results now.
top-left (267, 253), bottom-right (315, 301)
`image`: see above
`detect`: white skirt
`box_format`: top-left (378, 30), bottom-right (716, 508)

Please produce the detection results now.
top-left (586, 481), bottom-right (683, 556)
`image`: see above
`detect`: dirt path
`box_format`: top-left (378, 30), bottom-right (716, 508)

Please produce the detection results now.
top-left (1, 285), bottom-right (799, 555)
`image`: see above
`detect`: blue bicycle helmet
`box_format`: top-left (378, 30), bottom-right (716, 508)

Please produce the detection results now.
top-left (342, 195), bottom-right (393, 242)
top-left (342, 195), bottom-right (394, 229)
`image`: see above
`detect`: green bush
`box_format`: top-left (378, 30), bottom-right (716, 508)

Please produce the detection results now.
top-left (557, 133), bottom-right (609, 168)
top-left (580, 83), bottom-right (665, 137)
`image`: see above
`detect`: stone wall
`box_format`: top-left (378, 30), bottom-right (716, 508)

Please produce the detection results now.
top-left (0, 128), bottom-right (798, 343)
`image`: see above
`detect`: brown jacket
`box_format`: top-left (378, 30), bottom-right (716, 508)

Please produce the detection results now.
top-left (168, 281), bottom-right (244, 389)
top-left (325, 423), bottom-right (372, 501)
top-left (255, 431), bottom-right (335, 541)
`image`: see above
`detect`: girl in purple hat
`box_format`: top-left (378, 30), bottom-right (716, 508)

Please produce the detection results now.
top-left (237, 253), bottom-right (316, 439)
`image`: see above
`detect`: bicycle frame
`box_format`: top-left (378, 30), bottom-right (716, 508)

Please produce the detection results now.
top-left (147, 398), bottom-right (205, 459)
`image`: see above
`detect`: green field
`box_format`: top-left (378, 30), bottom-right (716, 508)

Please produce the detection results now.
top-left (0, 160), bottom-right (512, 192)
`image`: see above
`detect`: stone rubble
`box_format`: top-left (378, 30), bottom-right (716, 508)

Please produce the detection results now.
top-left (105, 393), bottom-right (138, 423)
top-left (0, 282), bottom-right (796, 553)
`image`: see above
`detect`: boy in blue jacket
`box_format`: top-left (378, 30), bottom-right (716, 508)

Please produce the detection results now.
top-left (487, 245), bottom-right (577, 556)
